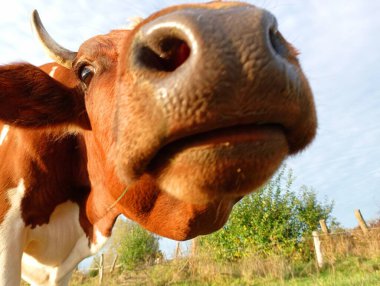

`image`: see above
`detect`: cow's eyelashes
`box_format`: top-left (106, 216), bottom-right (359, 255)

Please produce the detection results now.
top-left (78, 64), bottom-right (95, 86)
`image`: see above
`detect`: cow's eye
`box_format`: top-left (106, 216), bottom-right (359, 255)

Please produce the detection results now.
top-left (78, 65), bottom-right (95, 85)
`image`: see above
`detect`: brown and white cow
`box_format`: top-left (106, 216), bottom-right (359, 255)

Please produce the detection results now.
top-left (0, 2), bottom-right (317, 285)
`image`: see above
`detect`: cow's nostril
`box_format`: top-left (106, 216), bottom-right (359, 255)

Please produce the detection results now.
top-left (137, 37), bottom-right (190, 72)
top-left (269, 29), bottom-right (288, 58)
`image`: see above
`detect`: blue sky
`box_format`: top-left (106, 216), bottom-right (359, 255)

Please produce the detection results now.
top-left (1, 0), bottom-right (380, 257)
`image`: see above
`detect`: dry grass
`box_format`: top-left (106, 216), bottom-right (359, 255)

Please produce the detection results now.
top-left (22, 228), bottom-right (380, 285)
top-left (321, 228), bottom-right (380, 265)
top-left (69, 254), bottom-right (380, 285)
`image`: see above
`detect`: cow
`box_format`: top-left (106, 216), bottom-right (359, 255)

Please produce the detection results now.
top-left (0, 1), bottom-right (317, 285)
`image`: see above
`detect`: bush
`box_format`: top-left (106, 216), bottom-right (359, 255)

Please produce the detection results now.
top-left (88, 268), bottom-right (98, 278)
top-left (115, 220), bottom-right (160, 270)
top-left (199, 166), bottom-right (338, 261)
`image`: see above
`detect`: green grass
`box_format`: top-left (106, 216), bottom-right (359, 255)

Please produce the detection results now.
top-left (68, 256), bottom-right (380, 286)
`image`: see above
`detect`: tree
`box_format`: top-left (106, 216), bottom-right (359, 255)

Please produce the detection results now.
top-left (113, 219), bottom-right (161, 270)
top-left (199, 166), bottom-right (338, 261)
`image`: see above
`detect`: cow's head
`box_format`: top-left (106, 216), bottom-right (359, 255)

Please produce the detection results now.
top-left (0, 2), bottom-right (316, 240)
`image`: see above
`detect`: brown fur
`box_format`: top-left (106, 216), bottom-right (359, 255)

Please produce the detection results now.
top-left (0, 64), bottom-right (89, 129)
top-left (0, 1), bottom-right (316, 245)
top-left (0, 122), bottom-right (11, 224)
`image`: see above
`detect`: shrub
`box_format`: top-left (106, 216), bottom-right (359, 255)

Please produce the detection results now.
top-left (115, 220), bottom-right (160, 270)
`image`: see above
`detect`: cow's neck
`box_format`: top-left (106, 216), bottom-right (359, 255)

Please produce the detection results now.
top-left (81, 131), bottom-right (123, 238)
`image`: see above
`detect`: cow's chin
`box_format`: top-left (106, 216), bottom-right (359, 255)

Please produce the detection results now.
top-left (148, 126), bottom-right (289, 204)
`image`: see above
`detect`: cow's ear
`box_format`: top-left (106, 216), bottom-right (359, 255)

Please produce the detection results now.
top-left (0, 63), bottom-right (90, 129)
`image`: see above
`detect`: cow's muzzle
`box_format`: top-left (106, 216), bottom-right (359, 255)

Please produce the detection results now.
top-left (116, 2), bottom-right (316, 204)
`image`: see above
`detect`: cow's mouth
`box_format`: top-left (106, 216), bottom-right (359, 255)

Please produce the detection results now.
top-left (147, 124), bottom-right (286, 171)
top-left (145, 123), bottom-right (288, 203)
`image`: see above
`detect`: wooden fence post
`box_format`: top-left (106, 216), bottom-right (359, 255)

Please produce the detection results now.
top-left (99, 253), bottom-right (104, 285)
top-left (312, 231), bottom-right (324, 268)
top-left (319, 219), bottom-right (329, 235)
top-left (110, 254), bottom-right (118, 273)
top-left (191, 238), bottom-right (198, 257)
top-left (175, 242), bottom-right (182, 258)
top-left (354, 209), bottom-right (369, 234)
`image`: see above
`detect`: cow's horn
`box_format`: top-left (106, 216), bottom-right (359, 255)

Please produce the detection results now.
top-left (31, 10), bottom-right (77, 69)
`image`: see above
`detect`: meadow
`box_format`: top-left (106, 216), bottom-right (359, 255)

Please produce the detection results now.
top-left (70, 227), bottom-right (380, 286)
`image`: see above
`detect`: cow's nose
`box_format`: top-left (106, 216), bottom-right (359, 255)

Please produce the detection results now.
top-left (129, 3), bottom-right (282, 77)
top-left (126, 3), bottom-right (294, 138)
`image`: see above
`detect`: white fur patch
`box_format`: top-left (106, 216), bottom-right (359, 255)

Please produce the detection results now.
top-left (0, 183), bottom-right (110, 286)
top-left (22, 201), bottom-right (85, 285)
top-left (23, 202), bottom-right (84, 266)
top-left (0, 179), bottom-right (26, 286)
top-left (49, 66), bottom-right (58, 78)
top-left (90, 229), bottom-right (109, 253)
top-left (0, 124), bottom-right (9, 145)
top-left (21, 202), bottom-right (110, 285)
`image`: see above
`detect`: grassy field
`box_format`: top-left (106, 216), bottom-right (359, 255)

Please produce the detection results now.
top-left (20, 226), bottom-right (380, 285)
top-left (68, 228), bottom-right (380, 286)
top-left (19, 242), bottom-right (380, 285)
top-left (19, 234), bottom-right (380, 286)
top-left (69, 255), bottom-right (380, 286)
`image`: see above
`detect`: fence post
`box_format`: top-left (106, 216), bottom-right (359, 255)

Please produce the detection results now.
top-left (354, 209), bottom-right (369, 235)
top-left (319, 219), bottom-right (329, 235)
top-left (312, 231), bottom-right (324, 268)
top-left (110, 254), bottom-right (118, 273)
top-left (191, 238), bottom-right (198, 257)
top-left (175, 242), bottom-right (182, 258)
top-left (99, 253), bottom-right (104, 285)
